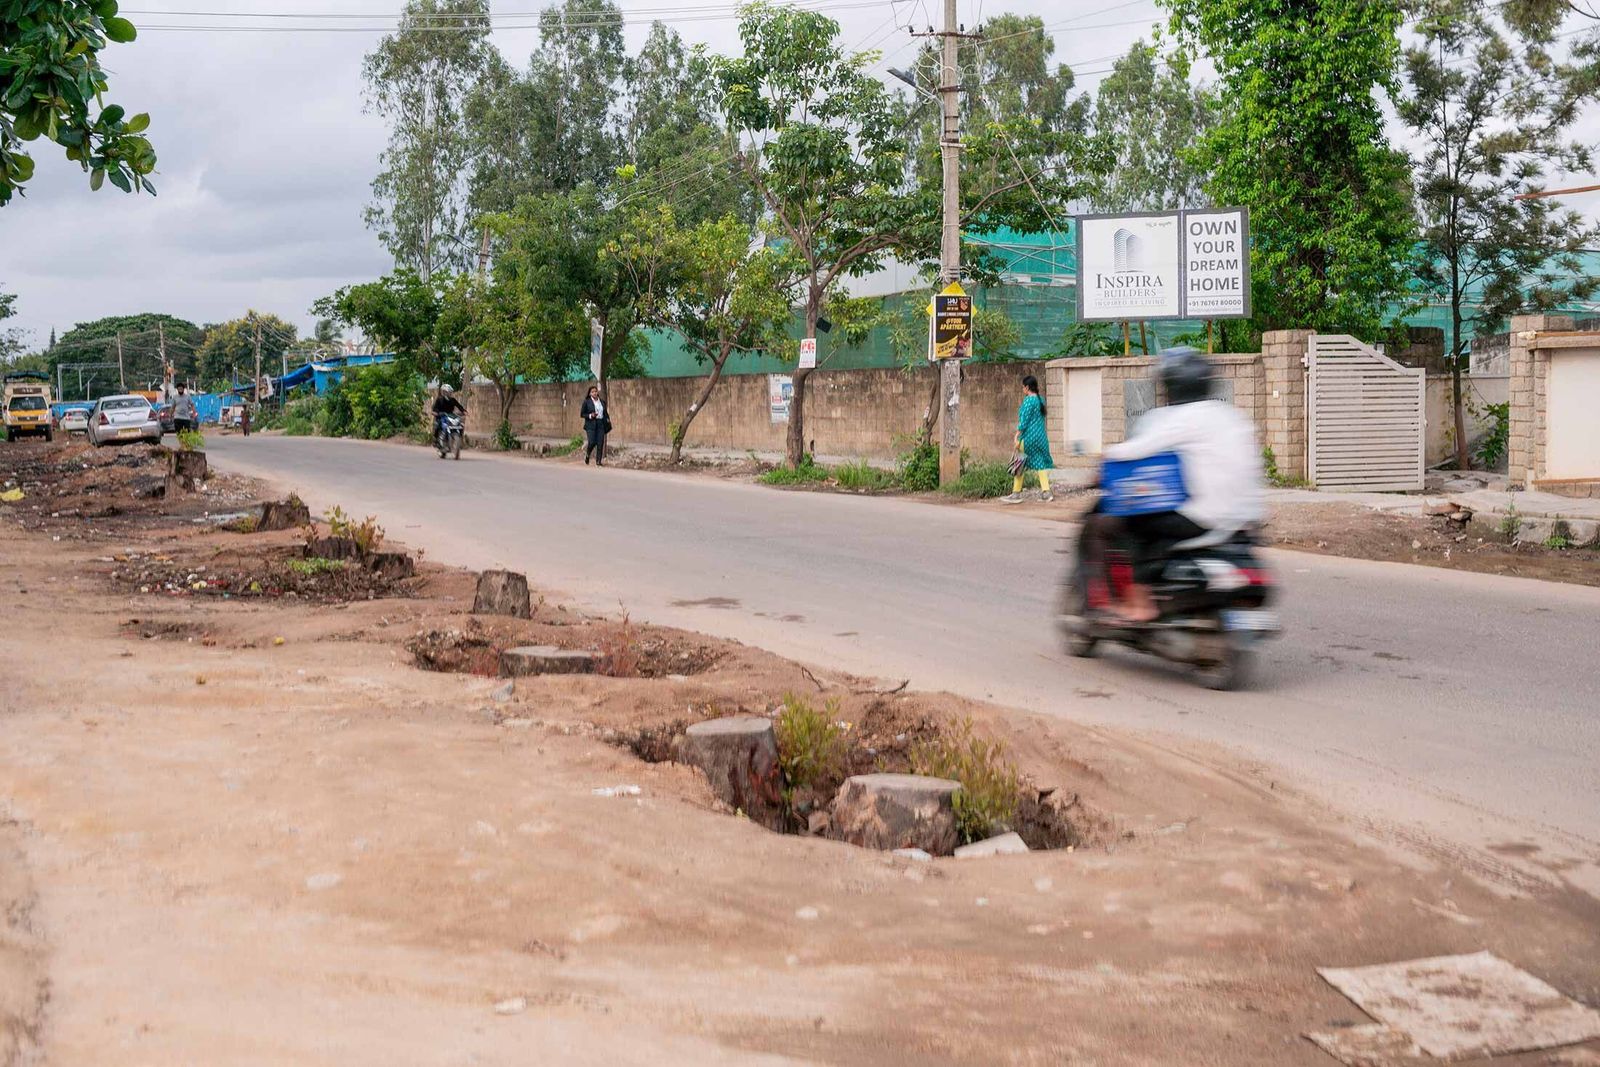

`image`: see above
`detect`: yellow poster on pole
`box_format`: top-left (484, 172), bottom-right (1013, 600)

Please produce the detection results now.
top-left (930, 281), bottom-right (972, 361)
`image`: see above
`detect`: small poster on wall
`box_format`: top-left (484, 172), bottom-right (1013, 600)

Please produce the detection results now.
top-left (768, 374), bottom-right (793, 424)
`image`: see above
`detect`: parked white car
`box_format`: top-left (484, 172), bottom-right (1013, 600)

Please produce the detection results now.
top-left (57, 407), bottom-right (91, 435)
top-left (87, 395), bottom-right (161, 447)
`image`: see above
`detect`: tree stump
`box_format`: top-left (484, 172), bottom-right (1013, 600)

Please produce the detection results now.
top-left (828, 774), bottom-right (961, 855)
top-left (680, 717), bottom-right (785, 831)
top-left (499, 646), bottom-right (597, 677)
top-left (164, 450), bottom-right (208, 496)
top-left (257, 498), bottom-right (311, 531)
top-left (305, 536), bottom-right (361, 561)
top-left (473, 570), bottom-right (532, 619)
top-left (365, 552), bottom-right (415, 580)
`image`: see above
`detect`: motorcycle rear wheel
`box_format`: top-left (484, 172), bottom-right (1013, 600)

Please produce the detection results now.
top-left (1194, 646), bottom-right (1253, 691)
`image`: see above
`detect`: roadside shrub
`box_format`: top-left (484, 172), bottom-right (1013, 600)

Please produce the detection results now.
top-left (1545, 518), bottom-right (1573, 551)
top-left (327, 505), bottom-right (385, 556)
top-left (176, 429), bottom-right (206, 452)
top-left (941, 460), bottom-right (1028, 499)
top-left (1499, 501), bottom-right (1521, 542)
top-left (317, 379), bottom-right (354, 437)
top-left (897, 440), bottom-right (940, 492)
top-left (343, 362), bottom-right (425, 440)
top-left (910, 717), bottom-right (1021, 843)
top-left (493, 420), bottom-right (519, 451)
top-left (280, 395), bottom-right (322, 436)
top-left (1475, 400), bottom-right (1510, 470)
top-left (760, 454), bottom-right (829, 485)
top-left (775, 694), bottom-right (848, 794)
top-left (833, 460), bottom-right (897, 492)
top-left (1261, 445), bottom-right (1310, 489)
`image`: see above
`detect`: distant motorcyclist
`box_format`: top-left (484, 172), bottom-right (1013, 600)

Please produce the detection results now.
top-left (1082, 347), bottom-right (1265, 622)
top-left (432, 385), bottom-right (466, 441)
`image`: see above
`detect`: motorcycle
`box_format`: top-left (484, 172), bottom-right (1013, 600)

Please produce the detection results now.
top-left (435, 413), bottom-right (464, 460)
top-left (1059, 521), bottom-right (1280, 691)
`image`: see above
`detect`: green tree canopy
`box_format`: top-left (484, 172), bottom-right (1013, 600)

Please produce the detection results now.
top-left (1164, 0), bottom-right (1417, 336)
top-left (363, 0), bottom-right (494, 278)
top-left (1397, 0), bottom-right (1600, 467)
top-left (1, 0), bottom-right (155, 205)
top-left (50, 312), bottom-right (203, 386)
top-left (313, 269), bottom-right (459, 384)
top-left (196, 313), bottom-right (297, 391)
top-left (1092, 42), bottom-right (1215, 212)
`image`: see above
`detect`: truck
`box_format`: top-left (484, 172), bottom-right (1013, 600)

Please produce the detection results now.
top-left (3, 372), bottom-right (54, 442)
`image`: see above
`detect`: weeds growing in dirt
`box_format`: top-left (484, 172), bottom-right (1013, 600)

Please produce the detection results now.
top-left (596, 614), bottom-right (643, 677)
top-left (1499, 501), bottom-right (1521, 542)
top-left (1262, 446), bottom-right (1310, 489)
top-left (287, 557), bottom-right (347, 576)
top-left (911, 717), bottom-right (1021, 843)
top-left (760, 455), bottom-right (829, 485)
top-left (775, 694), bottom-right (848, 795)
top-left (549, 434), bottom-right (584, 457)
top-left (1545, 518), bottom-right (1573, 551)
top-left (327, 506), bottom-right (385, 555)
top-left (177, 429), bottom-right (206, 452)
top-left (941, 461), bottom-right (1030, 499)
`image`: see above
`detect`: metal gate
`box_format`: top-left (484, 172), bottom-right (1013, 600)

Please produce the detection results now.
top-left (1307, 334), bottom-right (1425, 491)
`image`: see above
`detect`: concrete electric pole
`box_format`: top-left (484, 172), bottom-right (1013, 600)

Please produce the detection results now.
top-left (115, 331), bottom-right (126, 390)
top-left (251, 313), bottom-right (263, 405)
top-left (937, 0), bottom-right (963, 485)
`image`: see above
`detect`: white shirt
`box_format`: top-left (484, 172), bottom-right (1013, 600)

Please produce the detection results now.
top-left (591, 398), bottom-right (605, 420)
top-left (1103, 400), bottom-right (1265, 531)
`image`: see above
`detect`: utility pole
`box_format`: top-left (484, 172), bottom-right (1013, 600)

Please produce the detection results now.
top-left (936, 0), bottom-right (963, 485)
top-left (476, 225), bottom-right (492, 280)
top-left (115, 331), bottom-right (126, 390)
top-left (157, 321), bottom-right (169, 395)
top-left (251, 313), bottom-right (263, 407)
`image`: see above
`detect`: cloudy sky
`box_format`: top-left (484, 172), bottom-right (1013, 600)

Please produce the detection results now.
top-left (1, 0), bottom-right (1596, 347)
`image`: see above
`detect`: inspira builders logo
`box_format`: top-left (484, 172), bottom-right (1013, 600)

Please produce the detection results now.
top-left (1092, 221), bottom-right (1172, 304)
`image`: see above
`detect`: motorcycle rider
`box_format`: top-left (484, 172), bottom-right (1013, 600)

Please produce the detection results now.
top-left (432, 384), bottom-right (466, 445)
top-left (1082, 347), bottom-right (1265, 623)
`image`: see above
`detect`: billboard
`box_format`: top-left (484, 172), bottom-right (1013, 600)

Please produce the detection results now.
top-left (1076, 207), bottom-right (1250, 322)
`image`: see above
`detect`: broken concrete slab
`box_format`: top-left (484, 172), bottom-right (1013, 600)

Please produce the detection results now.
top-left (499, 646), bottom-right (597, 677)
top-left (681, 717), bottom-right (784, 831)
top-left (1305, 1023), bottom-right (1426, 1066)
top-left (828, 773), bottom-right (960, 856)
top-left (1317, 951), bottom-right (1600, 1061)
top-left (954, 832), bottom-right (1030, 859)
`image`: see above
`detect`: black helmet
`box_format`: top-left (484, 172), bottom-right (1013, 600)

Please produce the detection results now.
top-left (1158, 346), bottom-right (1213, 405)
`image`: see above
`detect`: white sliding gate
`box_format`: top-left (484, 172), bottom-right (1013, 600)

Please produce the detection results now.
top-left (1307, 334), bottom-right (1425, 491)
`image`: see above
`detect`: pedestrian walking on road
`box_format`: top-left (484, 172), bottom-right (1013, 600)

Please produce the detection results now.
top-left (1003, 374), bottom-right (1054, 504)
top-left (241, 403), bottom-right (251, 437)
top-left (172, 384), bottom-right (197, 435)
top-left (581, 385), bottom-right (611, 466)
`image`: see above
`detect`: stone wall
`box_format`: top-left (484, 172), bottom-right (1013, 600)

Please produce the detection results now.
top-left (1259, 330), bottom-right (1312, 481)
top-left (465, 361), bottom-right (1046, 462)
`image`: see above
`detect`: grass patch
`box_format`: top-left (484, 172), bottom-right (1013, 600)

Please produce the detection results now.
top-left (910, 717), bottom-right (1022, 844)
top-left (833, 460), bottom-right (897, 492)
top-left (1262, 445), bottom-right (1310, 489)
top-left (286, 557), bottom-right (347, 577)
top-left (760, 455), bottom-right (829, 486)
top-left (940, 461), bottom-right (1037, 499)
top-left (176, 429), bottom-right (206, 452)
top-left (548, 434), bottom-right (584, 457)
top-left (896, 440), bottom-right (940, 492)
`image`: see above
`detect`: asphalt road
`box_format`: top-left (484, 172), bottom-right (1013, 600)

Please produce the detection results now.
top-left (209, 435), bottom-right (1600, 892)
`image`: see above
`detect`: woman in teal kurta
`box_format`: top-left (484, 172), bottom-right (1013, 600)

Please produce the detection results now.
top-left (1005, 375), bottom-right (1054, 503)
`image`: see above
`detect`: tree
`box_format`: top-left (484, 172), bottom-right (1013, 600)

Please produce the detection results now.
top-left (1163, 0), bottom-right (1417, 337)
top-left (196, 313), bottom-right (297, 391)
top-left (708, 3), bottom-right (929, 468)
top-left (313, 269), bottom-right (458, 383)
top-left (465, 0), bottom-right (627, 214)
top-left (0, 288), bottom-right (29, 367)
top-left (363, 0), bottom-right (493, 278)
top-left (1397, 0), bottom-right (1600, 469)
top-left (442, 272), bottom-right (587, 440)
top-left (611, 206), bottom-right (799, 462)
top-left (884, 298), bottom-right (1025, 443)
top-left (51, 312), bottom-right (203, 386)
top-left (1, 1), bottom-right (155, 206)
top-left (489, 184), bottom-right (647, 396)
top-left (1092, 42), bottom-right (1215, 211)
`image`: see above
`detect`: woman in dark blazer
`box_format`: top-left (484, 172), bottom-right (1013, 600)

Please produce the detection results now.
top-left (580, 385), bottom-right (611, 465)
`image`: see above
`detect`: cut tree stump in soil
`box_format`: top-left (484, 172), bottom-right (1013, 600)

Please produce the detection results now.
top-left (473, 570), bottom-right (531, 619)
top-left (829, 773), bottom-right (961, 856)
top-left (365, 552), bottom-right (415, 580)
top-left (164, 450), bottom-right (208, 495)
top-left (680, 717), bottom-right (784, 832)
top-left (500, 646), bottom-right (597, 677)
top-left (257, 498), bottom-right (311, 532)
top-left (305, 536), bottom-right (362, 562)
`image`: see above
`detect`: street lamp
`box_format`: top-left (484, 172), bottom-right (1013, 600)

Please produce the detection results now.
top-left (887, 67), bottom-right (939, 104)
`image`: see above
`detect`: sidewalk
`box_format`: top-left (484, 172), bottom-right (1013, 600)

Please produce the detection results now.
top-left (1269, 483), bottom-right (1600, 542)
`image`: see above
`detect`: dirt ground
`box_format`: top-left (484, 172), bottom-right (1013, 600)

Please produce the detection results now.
top-left (2, 437), bottom-right (1599, 1066)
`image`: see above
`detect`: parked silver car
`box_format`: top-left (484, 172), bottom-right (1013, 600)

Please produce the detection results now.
top-left (87, 395), bottom-right (161, 447)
